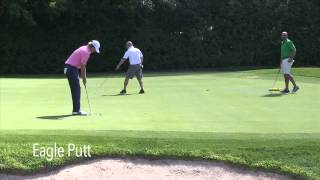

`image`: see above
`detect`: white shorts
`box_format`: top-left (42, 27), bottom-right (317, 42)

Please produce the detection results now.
top-left (281, 58), bottom-right (294, 75)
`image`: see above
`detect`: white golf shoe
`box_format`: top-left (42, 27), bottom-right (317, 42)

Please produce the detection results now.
top-left (72, 111), bottom-right (88, 116)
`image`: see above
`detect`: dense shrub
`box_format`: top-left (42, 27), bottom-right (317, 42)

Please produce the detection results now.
top-left (0, 0), bottom-right (319, 74)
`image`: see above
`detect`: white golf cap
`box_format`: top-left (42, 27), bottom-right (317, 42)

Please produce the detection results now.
top-left (90, 40), bottom-right (100, 53)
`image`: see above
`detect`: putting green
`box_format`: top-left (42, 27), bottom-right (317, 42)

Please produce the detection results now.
top-left (1, 68), bottom-right (320, 179)
top-left (1, 68), bottom-right (319, 133)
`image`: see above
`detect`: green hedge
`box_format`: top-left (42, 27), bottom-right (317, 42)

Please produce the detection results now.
top-left (1, 0), bottom-right (319, 74)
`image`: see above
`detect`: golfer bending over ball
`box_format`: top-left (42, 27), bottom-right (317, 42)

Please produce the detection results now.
top-left (64, 40), bottom-right (100, 115)
top-left (280, 32), bottom-right (299, 93)
top-left (115, 41), bottom-right (145, 94)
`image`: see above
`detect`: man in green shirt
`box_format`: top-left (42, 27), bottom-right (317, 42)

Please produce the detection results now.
top-left (280, 32), bottom-right (299, 93)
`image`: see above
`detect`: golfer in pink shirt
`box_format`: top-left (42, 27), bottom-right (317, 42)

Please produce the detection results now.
top-left (64, 40), bottom-right (100, 115)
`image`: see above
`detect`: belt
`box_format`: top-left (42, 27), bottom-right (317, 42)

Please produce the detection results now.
top-left (65, 64), bottom-right (78, 69)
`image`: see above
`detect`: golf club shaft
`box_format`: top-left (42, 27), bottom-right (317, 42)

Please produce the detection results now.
top-left (84, 85), bottom-right (92, 115)
top-left (98, 78), bottom-right (108, 91)
top-left (272, 69), bottom-right (281, 88)
top-left (93, 75), bottom-right (108, 97)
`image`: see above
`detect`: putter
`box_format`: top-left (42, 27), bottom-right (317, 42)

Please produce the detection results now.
top-left (84, 84), bottom-right (92, 115)
top-left (93, 75), bottom-right (109, 96)
top-left (269, 69), bottom-right (281, 92)
top-left (98, 77), bottom-right (108, 89)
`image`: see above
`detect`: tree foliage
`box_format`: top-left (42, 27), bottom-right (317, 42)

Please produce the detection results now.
top-left (1, 0), bottom-right (319, 73)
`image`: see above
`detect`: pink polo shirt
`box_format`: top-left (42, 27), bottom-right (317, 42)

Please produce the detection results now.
top-left (65, 45), bottom-right (91, 69)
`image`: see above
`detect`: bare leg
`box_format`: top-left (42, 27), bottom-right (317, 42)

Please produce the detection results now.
top-left (284, 74), bottom-right (290, 90)
top-left (123, 78), bottom-right (129, 90)
top-left (288, 75), bottom-right (297, 87)
top-left (137, 78), bottom-right (144, 90)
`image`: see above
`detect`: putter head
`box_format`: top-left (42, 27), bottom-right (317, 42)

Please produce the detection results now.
top-left (269, 88), bottom-right (281, 92)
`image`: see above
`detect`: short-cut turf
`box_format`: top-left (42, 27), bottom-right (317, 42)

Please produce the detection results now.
top-left (1, 68), bottom-right (319, 179)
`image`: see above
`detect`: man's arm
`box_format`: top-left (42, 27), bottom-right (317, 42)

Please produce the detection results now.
top-left (280, 51), bottom-right (282, 67)
top-left (140, 57), bottom-right (144, 69)
top-left (115, 58), bottom-right (126, 70)
top-left (140, 50), bottom-right (143, 67)
top-left (289, 47), bottom-right (296, 62)
top-left (80, 64), bottom-right (87, 86)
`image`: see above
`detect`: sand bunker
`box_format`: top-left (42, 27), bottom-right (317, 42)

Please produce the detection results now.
top-left (0, 158), bottom-right (294, 180)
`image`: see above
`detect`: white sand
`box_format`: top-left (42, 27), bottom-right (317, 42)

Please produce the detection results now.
top-left (0, 158), bottom-right (294, 180)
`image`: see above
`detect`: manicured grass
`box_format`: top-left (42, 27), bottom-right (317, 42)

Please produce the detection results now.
top-left (0, 68), bottom-right (320, 179)
top-left (1, 130), bottom-right (320, 179)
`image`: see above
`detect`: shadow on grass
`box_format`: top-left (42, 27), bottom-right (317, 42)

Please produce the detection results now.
top-left (262, 93), bottom-right (286, 97)
top-left (102, 93), bottom-right (136, 97)
top-left (37, 115), bottom-right (73, 120)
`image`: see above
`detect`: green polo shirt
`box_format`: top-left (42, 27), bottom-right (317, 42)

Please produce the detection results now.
top-left (281, 39), bottom-right (295, 60)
